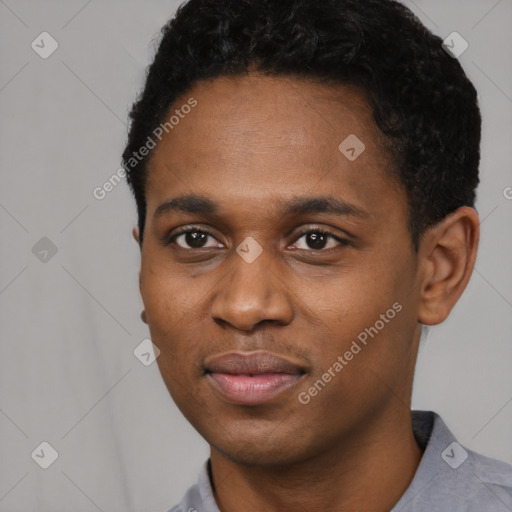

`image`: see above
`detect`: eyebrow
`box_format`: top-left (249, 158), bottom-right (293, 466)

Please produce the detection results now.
top-left (153, 194), bottom-right (368, 220)
top-left (154, 195), bottom-right (217, 218)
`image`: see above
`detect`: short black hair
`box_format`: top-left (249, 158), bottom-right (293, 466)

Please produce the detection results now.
top-left (122, 0), bottom-right (481, 249)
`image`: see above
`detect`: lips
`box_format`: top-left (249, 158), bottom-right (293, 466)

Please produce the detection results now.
top-left (204, 351), bottom-right (306, 405)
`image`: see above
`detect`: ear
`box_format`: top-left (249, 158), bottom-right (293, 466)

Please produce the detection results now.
top-left (417, 207), bottom-right (479, 326)
top-left (132, 225), bottom-right (140, 245)
top-left (132, 225), bottom-right (146, 323)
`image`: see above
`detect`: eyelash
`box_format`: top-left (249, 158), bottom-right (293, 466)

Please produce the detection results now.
top-left (166, 225), bottom-right (352, 251)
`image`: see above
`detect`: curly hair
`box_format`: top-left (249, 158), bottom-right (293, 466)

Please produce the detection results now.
top-left (122, 0), bottom-right (481, 249)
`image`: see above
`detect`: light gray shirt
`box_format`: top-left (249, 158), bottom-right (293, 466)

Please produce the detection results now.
top-left (170, 410), bottom-right (512, 511)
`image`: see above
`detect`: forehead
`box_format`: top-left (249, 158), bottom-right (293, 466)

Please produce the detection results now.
top-left (145, 74), bottom-right (398, 217)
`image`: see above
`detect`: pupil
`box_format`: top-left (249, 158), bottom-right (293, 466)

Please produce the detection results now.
top-left (186, 231), bottom-right (207, 248)
top-left (307, 232), bottom-right (326, 249)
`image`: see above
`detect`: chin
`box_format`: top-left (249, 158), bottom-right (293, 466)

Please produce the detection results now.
top-left (215, 442), bottom-right (306, 467)
top-left (206, 422), bottom-right (318, 467)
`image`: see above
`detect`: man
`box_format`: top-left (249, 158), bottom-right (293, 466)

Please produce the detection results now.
top-left (122, 0), bottom-right (512, 510)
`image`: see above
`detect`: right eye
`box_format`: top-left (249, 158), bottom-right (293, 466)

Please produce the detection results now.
top-left (168, 227), bottom-right (223, 249)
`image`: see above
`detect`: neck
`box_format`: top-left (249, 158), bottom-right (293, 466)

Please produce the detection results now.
top-left (209, 406), bottom-right (423, 512)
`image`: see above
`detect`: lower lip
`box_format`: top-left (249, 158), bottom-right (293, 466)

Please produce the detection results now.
top-left (208, 372), bottom-right (303, 404)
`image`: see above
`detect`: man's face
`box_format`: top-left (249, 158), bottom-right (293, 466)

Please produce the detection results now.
top-left (139, 75), bottom-right (423, 465)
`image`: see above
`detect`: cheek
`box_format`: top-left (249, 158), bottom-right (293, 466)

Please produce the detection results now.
top-left (139, 269), bottom-right (187, 371)
top-left (299, 269), bottom-right (413, 389)
top-left (319, 266), bottom-right (401, 338)
top-left (140, 252), bottom-right (190, 323)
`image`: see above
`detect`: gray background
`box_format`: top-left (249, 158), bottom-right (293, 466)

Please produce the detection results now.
top-left (0, 0), bottom-right (511, 510)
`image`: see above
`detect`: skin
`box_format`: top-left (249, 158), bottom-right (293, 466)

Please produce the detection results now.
top-left (132, 74), bottom-right (479, 512)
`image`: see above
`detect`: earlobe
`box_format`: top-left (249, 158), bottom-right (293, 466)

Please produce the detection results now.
top-left (417, 207), bottom-right (479, 326)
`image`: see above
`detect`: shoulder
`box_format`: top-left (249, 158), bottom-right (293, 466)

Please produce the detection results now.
top-left (394, 411), bottom-right (512, 511)
top-left (464, 447), bottom-right (512, 506)
top-left (426, 447), bottom-right (512, 511)
top-left (167, 483), bottom-right (202, 512)
top-left (167, 460), bottom-right (219, 512)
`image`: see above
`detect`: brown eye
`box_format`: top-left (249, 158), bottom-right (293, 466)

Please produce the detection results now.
top-left (304, 232), bottom-right (329, 250)
top-left (171, 229), bottom-right (220, 249)
top-left (289, 230), bottom-right (349, 251)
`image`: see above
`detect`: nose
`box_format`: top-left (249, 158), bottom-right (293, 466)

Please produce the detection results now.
top-left (210, 248), bottom-right (294, 331)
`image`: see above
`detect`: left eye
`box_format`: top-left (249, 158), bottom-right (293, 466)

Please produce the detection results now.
top-left (290, 231), bottom-right (344, 251)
